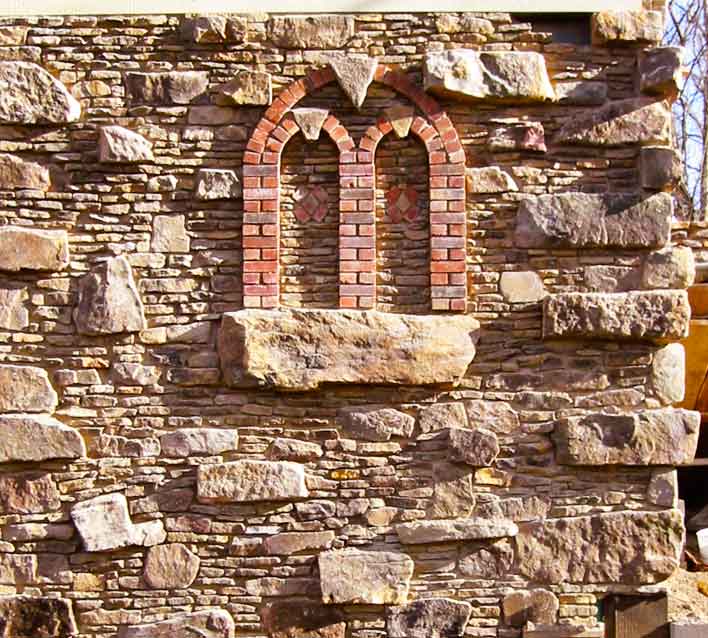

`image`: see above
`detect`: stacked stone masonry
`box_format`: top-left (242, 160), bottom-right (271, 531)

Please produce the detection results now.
top-left (0, 6), bottom-right (699, 638)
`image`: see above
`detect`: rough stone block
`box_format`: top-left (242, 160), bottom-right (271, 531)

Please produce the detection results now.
top-left (386, 598), bottom-right (472, 638)
top-left (553, 408), bottom-right (699, 466)
top-left (160, 428), bottom-right (238, 457)
top-left (424, 50), bottom-right (554, 102)
top-left (98, 126), bottom-right (154, 163)
top-left (197, 460), bottom-right (309, 503)
top-left (499, 271), bottom-right (546, 303)
top-left (0, 226), bottom-right (69, 272)
top-left (143, 543), bottom-right (200, 589)
top-left (542, 290), bottom-right (691, 341)
top-left (337, 406), bottom-right (414, 441)
top-left (641, 146), bottom-right (683, 189)
top-left (261, 601), bottom-right (345, 638)
top-left (74, 256), bottom-right (146, 335)
top-left (151, 215), bottom-right (190, 253)
top-left (448, 427), bottom-right (499, 466)
top-left (328, 54), bottom-right (377, 109)
top-left (555, 98), bottom-right (671, 146)
top-left (466, 166), bottom-right (518, 194)
top-left (464, 400), bottom-right (520, 434)
top-left (418, 402), bottom-right (468, 433)
top-left (651, 343), bottom-right (686, 405)
top-left (266, 437), bottom-right (323, 461)
top-left (215, 70), bottom-right (272, 106)
top-left (459, 539), bottom-right (514, 579)
top-left (0, 596), bottom-right (76, 637)
top-left (0, 286), bottom-right (28, 330)
top-left (117, 610), bottom-right (235, 638)
top-left (0, 472), bottom-right (60, 513)
top-left (267, 15), bottom-right (354, 49)
top-left (112, 362), bottom-right (161, 386)
top-left (554, 80), bottom-right (607, 105)
top-left (647, 468), bottom-right (678, 507)
top-left (71, 493), bottom-right (166, 552)
top-left (218, 309), bottom-right (479, 391)
top-left (515, 192), bottom-right (672, 249)
top-left (642, 246), bottom-right (695, 290)
top-left (503, 589), bottom-right (558, 627)
top-left (263, 531), bottom-right (335, 555)
top-left (125, 71), bottom-right (208, 104)
top-left (0, 153), bottom-right (50, 190)
top-left (194, 168), bottom-right (242, 200)
top-left (0, 414), bottom-right (85, 462)
top-left (671, 621), bottom-right (708, 638)
top-left (515, 509), bottom-right (683, 584)
top-left (319, 548), bottom-right (413, 605)
top-left (0, 554), bottom-right (37, 585)
top-left (592, 10), bottom-right (663, 44)
top-left (396, 517), bottom-right (518, 544)
top-left (427, 463), bottom-right (477, 519)
top-left (0, 61), bottom-right (80, 124)
top-left (640, 47), bottom-right (683, 96)
top-left (0, 364), bottom-right (57, 413)
top-left (292, 108), bottom-right (329, 141)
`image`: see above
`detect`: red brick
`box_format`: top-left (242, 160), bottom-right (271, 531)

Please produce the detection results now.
top-left (449, 272), bottom-right (466, 285)
top-left (340, 151), bottom-right (357, 163)
top-left (450, 298), bottom-right (467, 311)
top-left (246, 139), bottom-right (265, 154)
top-left (431, 261), bottom-right (466, 273)
top-left (243, 151), bottom-right (261, 164)
top-left (262, 295), bottom-right (278, 309)
top-left (431, 273), bottom-right (448, 286)
top-left (430, 176), bottom-right (448, 188)
top-left (262, 224), bottom-right (277, 236)
top-left (449, 224), bottom-right (465, 236)
top-left (242, 224), bottom-right (259, 236)
top-left (358, 296), bottom-right (375, 309)
top-left (432, 298), bottom-right (451, 311)
top-left (430, 200), bottom-right (448, 212)
top-left (339, 296), bottom-right (358, 309)
top-left (430, 188), bottom-right (465, 200)
top-left (448, 200), bottom-right (466, 212)
top-left (340, 260), bottom-right (372, 272)
top-left (429, 151), bottom-right (446, 164)
top-left (430, 212), bottom-right (465, 224)
top-left (358, 151), bottom-right (373, 163)
top-left (340, 164), bottom-right (373, 176)
top-left (357, 199), bottom-right (374, 212)
top-left (431, 236), bottom-right (465, 249)
top-left (243, 249), bottom-right (261, 261)
top-left (262, 152), bottom-right (279, 164)
top-left (431, 248), bottom-right (448, 261)
top-left (262, 199), bottom-right (278, 212)
top-left (244, 284), bottom-right (278, 296)
top-left (340, 271), bottom-right (358, 283)
top-left (340, 200), bottom-right (357, 212)
top-left (243, 237), bottom-right (277, 249)
top-left (245, 212), bottom-right (276, 224)
top-left (340, 224), bottom-right (356, 236)
top-left (243, 201), bottom-right (261, 212)
top-left (340, 284), bottom-right (374, 296)
top-left (243, 272), bottom-right (260, 284)
top-left (358, 225), bottom-right (374, 237)
top-left (358, 248), bottom-right (375, 261)
top-left (244, 188), bottom-right (278, 199)
top-left (243, 260), bottom-right (278, 272)
top-left (342, 213), bottom-right (374, 224)
top-left (243, 164), bottom-right (278, 177)
top-left (262, 249), bottom-right (277, 260)
top-left (243, 295), bottom-right (262, 308)
top-left (449, 248), bottom-right (466, 260)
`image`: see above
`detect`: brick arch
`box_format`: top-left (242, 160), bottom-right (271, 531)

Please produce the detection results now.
top-left (242, 63), bottom-right (466, 311)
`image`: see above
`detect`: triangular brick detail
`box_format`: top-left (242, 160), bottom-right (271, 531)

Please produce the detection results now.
top-left (292, 108), bottom-right (329, 141)
top-left (329, 55), bottom-right (378, 109)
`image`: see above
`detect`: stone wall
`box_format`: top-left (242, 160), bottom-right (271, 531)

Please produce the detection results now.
top-left (0, 7), bottom-right (698, 638)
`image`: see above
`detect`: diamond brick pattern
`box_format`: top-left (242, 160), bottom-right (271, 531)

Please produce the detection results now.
top-left (293, 185), bottom-right (329, 223)
top-left (386, 185), bottom-right (420, 223)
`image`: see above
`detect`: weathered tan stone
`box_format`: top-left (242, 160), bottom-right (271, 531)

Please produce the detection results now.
top-left (215, 71), bottom-right (272, 106)
top-left (642, 246), bottom-right (695, 290)
top-left (0, 26), bottom-right (28, 45)
top-left (424, 50), bottom-right (554, 102)
top-left (268, 15), bottom-right (354, 49)
top-left (113, 362), bottom-right (161, 386)
top-left (0, 286), bottom-right (28, 330)
top-left (515, 192), bottom-right (672, 249)
top-left (418, 402), bottom-right (468, 433)
top-left (94, 434), bottom-right (160, 458)
top-left (386, 598), bottom-right (472, 638)
top-left (267, 437), bottom-right (323, 461)
top-left (459, 539), bottom-right (514, 578)
top-left (0, 61), bottom-right (80, 124)
top-left (125, 71), bottom-right (208, 104)
top-left (143, 543), bottom-right (200, 589)
top-left (435, 14), bottom-right (494, 35)
top-left (0, 226), bottom-right (69, 272)
top-left (337, 406), bottom-right (415, 441)
top-left (0, 153), bottom-right (50, 190)
top-left (488, 122), bottom-right (546, 152)
top-left (640, 47), bottom-right (683, 96)
top-left (263, 531), bottom-right (334, 555)
top-left (503, 589), bottom-right (558, 627)
top-left (319, 548), bottom-right (413, 605)
top-left (475, 496), bottom-right (551, 523)
top-left (181, 15), bottom-right (228, 42)
top-left (466, 166), bottom-right (517, 194)
top-left (0, 472), bottom-right (60, 513)
top-left (151, 215), bottom-right (190, 253)
top-left (197, 460), bottom-right (308, 503)
top-left (219, 309), bottom-right (479, 391)
top-left (499, 271), bottom-right (546, 303)
top-left (384, 105), bottom-right (415, 139)
top-left (194, 168), bottom-right (242, 200)
top-left (554, 80), bottom-right (607, 105)
top-left (0, 554), bottom-right (37, 585)
top-left (647, 468), bottom-right (678, 507)
top-left (292, 108), bottom-right (328, 141)
top-left (74, 256), bottom-right (146, 335)
top-left (555, 98), bottom-right (671, 146)
top-left (396, 517), bottom-right (518, 544)
top-left (98, 126), bottom-right (154, 163)
top-left (427, 463), bottom-right (477, 519)
top-left (71, 493), bottom-right (166, 552)
top-left (0, 596), bottom-right (77, 638)
top-left (515, 509), bottom-right (683, 584)
top-left (641, 146), bottom-right (683, 190)
top-left (160, 428), bottom-right (238, 457)
top-left (117, 610), bottom-right (235, 638)
top-left (261, 601), bottom-right (345, 638)
top-left (652, 343), bottom-right (686, 405)
top-left (464, 400), bottom-right (519, 434)
top-left (553, 408), bottom-right (699, 466)
top-left (328, 54), bottom-right (377, 109)
top-left (543, 290), bottom-right (691, 341)
top-left (0, 364), bottom-right (57, 413)
top-left (448, 427), bottom-right (499, 466)
top-left (0, 414), bottom-right (84, 462)
top-left (584, 265), bottom-right (640, 293)
top-left (3, 522), bottom-right (73, 541)
top-left (592, 10), bottom-right (663, 44)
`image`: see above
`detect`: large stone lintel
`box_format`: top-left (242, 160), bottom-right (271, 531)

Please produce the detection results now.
top-left (117, 610), bottom-right (235, 638)
top-left (396, 517), bottom-right (518, 544)
top-left (218, 309), bottom-right (479, 391)
top-left (543, 290), bottom-right (690, 341)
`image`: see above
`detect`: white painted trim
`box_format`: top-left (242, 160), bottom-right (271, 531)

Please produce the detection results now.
top-left (0, 1), bottom-right (641, 17)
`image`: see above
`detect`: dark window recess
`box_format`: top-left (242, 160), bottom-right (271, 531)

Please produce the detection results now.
top-left (521, 13), bottom-right (592, 45)
top-left (603, 594), bottom-right (669, 638)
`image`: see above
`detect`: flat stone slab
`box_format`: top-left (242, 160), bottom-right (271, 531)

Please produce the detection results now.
top-left (515, 509), bottom-right (683, 584)
top-left (543, 290), bottom-right (690, 341)
top-left (218, 309), bottom-right (480, 391)
top-left (319, 548), bottom-right (414, 605)
top-left (337, 406), bottom-right (415, 441)
top-left (387, 598), bottom-right (472, 638)
top-left (267, 15), bottom-right (354, 49)
top-left (0, 226), bottom-right (69, 272)
top-left (0, 153), bottom-right (50, 190)
top-left (0, 596), bottom-right (77, 638)
top-left (424, 50), bottom-right (554, 102)
top-left (160, 428), bottom-right (238, 457)
top-left (0, 414), bottom-right (85, 462)
top-left (197, 459), bottom-right (309, 503)
top-left (554, 408), bottom-right (699, 466)
top-left (0, 364), bottom-right (57, 413)
top-left (396, 517), bottom-right (518, 544)
top-left (515, 192), bottom-right (672, 249)
top-left (0, 472), bottom-right (60, 513)
top-left (117, 610), bottom-right (235, 638)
